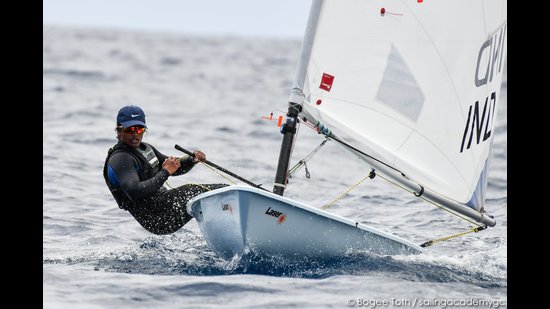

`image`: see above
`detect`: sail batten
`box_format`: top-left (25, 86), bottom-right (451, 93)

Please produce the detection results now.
top-left (290, 0), bottom-right (506, 226)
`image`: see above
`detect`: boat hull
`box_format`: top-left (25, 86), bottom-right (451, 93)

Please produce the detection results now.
top-left (187, 185), bottom-right (422, 260)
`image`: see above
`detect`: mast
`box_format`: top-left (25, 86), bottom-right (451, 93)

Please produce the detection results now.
top-left (273, 0), bottom-right (323, 195)
top-left (273, 103), bottom-right (300, 195)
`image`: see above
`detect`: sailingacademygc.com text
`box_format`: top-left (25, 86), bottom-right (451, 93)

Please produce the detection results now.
top-left (346, 297), bottom-right (506, 308)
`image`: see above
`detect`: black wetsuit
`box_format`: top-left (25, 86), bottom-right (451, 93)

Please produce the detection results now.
top-left (103, 141), bottom-right (226, 235)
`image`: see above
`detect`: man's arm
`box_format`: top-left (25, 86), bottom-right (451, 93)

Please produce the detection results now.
top-left (174, 155), bottom-right (197, 175)
top-left (108, 152), bottom-right (169, 201)
top-left (150, 144), bottom-right (197, 176)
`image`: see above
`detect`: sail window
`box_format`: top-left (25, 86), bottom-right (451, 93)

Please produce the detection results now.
top-left (376, 44), bottom-right (425, 122)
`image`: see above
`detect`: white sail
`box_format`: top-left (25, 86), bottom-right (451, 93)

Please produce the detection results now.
top-left (291, 0), bottom-right (507, 225)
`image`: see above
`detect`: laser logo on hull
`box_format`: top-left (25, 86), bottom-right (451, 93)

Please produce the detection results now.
top-left (265, 207), bottom-right (287, 224)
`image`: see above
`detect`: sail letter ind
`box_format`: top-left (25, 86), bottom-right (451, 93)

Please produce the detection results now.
top-left (460, 92), bottom-right (496, 153)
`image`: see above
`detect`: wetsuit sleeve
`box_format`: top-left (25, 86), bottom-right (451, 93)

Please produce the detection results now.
top-left (108, 152), bottom-right (170, 202)
top-left (175, 155), bottom-right (197, 175)
top-left (150, 145), bottom-right (197, 176)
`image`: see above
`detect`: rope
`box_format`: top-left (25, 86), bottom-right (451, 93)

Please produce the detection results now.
top-left (197, 161), bottom-right (238, 185)
top-left (420, 225), bottom-right (487, 247)
top-left (321, 170), bottom-right (375, 210)
top-left (164, 181), bottom-right (214, 192)
top-left (165, 181), bottom-right (175, 189)
top-left (192, 183), bottom-right (215, 191)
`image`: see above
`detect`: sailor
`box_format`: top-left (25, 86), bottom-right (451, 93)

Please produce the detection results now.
top-left (103, 105), bottom-right (226, 235)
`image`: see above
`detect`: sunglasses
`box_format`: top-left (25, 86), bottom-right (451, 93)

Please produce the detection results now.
top-left (119, 126), bottom-right (146, 134)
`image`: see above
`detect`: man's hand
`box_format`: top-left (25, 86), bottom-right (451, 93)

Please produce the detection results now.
top-left (162, 156), bottom-right (181, 174)
top-left (193, 150), bottom-right (206, 162)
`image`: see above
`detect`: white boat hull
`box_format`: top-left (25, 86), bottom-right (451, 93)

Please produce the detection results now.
top-left (187, 185), bottom-right (422, 260)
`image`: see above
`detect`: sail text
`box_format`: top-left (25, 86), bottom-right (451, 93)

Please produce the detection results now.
top-left (475, 24), bottom-right (507, 87)
top-left (460, 92), bottom-right (497, 153)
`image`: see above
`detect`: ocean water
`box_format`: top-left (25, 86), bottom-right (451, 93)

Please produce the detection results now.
top-left (43, 26), bottom-right (507, 308)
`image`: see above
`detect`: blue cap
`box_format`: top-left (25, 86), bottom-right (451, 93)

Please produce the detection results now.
top-left (116, 105), bottom-right (147, 128)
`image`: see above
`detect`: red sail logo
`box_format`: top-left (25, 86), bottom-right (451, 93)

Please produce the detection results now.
top-left (319, 73), bottom-right (334, 92)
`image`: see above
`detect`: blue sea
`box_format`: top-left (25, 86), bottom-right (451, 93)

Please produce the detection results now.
top-left (43, 26), bottom-right (507, 308)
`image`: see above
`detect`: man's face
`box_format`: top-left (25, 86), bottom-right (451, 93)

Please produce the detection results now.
top-left (118, 126), bottom-right (146, 148)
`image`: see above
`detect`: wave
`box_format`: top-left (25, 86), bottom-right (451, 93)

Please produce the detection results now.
top-left (43, 234), bottom-right (506, 288)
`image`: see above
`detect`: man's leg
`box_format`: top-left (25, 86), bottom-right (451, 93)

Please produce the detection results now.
top-left (128, 183), bottom-right (228, 235)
